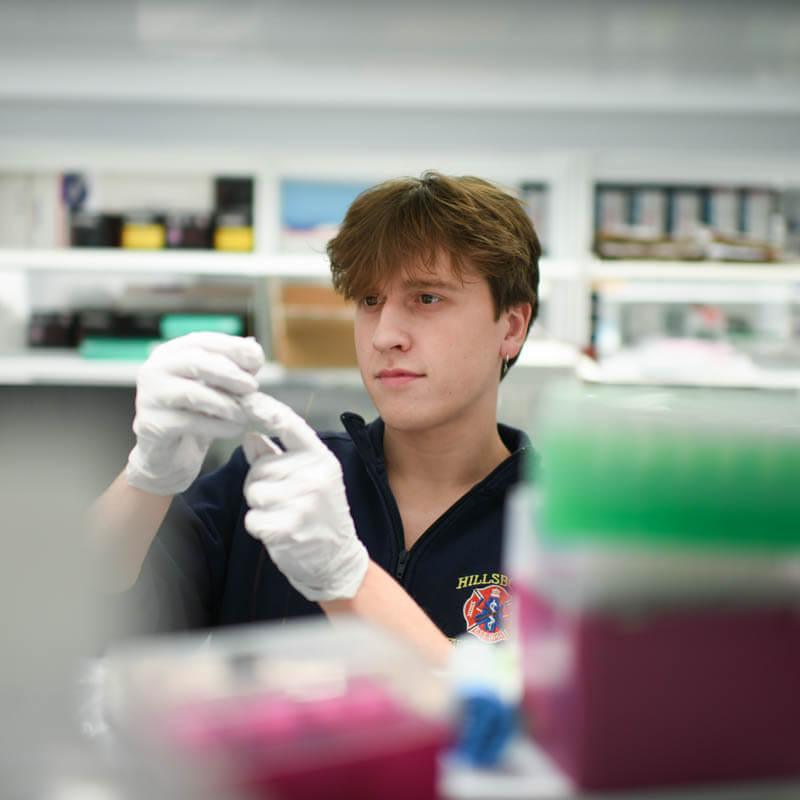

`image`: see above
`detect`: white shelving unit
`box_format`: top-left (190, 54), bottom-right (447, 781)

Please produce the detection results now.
top-left (0, 233), bottom-right (583, 385)
top-left (0, 350), bottom-right (143, 387)
top-left (0, 249), bottom-right (330, 278)
top-left (589, 260), bottom-right (800, 284)
top-left (0, 139), bottom-right (798, 388)
top-left (0, 343), bottom-right (581, 391)
top-left (0, 348), bottom-right (582, 388)
top-left (0, 349), bottom-right (293, 388)
top-left (576, 353), bottom-right (800, 391)
top-left (0, 249), bottom-right (574, 282)
top-left (4, 248), bottom-right (800, 386)
top-left (589, 279), bottom-right (799, 306)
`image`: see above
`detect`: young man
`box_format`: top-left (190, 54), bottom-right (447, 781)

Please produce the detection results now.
top-left (93, 171), bottom-right (539, 658)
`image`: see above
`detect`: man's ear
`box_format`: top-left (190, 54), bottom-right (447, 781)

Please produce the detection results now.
top-left (502, 302), bottom-right (532, 357)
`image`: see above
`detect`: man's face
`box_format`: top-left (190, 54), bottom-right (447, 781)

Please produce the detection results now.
top-left (354, 252), bottom-right (513, 433)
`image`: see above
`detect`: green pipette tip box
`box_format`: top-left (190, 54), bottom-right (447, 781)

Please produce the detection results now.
top-left (79, 337), bottom-right (160, 361)
top-left (160, 314), bottom-right (244, 340)
top-left (532, 382), bottom-right (800, 553)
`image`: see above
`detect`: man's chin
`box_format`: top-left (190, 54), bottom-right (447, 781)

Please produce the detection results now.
top-left (376, 404), bottom-right (441, 433)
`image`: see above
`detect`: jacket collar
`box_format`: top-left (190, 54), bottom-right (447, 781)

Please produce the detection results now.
top-left (339, 412), bottom-right (531, 478)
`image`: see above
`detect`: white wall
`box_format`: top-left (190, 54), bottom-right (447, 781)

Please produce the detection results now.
top-left (1, 0), bottom-right (799, 113)
top-left (2, 102), bottom-right (800, 155)
top-left (0, 0), bottom-right (799, 153)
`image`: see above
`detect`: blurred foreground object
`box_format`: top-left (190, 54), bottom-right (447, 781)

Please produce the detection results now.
top-left (509, 384), bottom-right (800, 792)
top-left (446, 637), bottom-right (522, 769)
top-left (0, 392), bottom-right (229, 799)
top-left (104, 617), bottom-right (452, 800)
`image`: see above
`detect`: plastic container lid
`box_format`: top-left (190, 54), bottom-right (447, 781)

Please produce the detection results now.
top-left (533, 383), bottom-right (800, 553)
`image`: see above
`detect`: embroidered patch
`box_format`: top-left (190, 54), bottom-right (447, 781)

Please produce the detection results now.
top-left (462, 584), bottom-right (512, 643)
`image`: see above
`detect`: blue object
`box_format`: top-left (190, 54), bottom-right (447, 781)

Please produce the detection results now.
top-left (280, 179), bottom-right (372, 231)
top-left (452, 689), bottom-right (519, 768)
top-left (62, 172), bottom-right (89, 211)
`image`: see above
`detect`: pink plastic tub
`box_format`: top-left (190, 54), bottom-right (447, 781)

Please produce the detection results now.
top-left (518, 586), bottom-right (800, 791)
top-left (165, 678), bottom-right (450, 800)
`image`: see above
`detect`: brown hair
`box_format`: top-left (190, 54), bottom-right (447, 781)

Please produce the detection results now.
top-left (327, 171), bottom-right (541, 375)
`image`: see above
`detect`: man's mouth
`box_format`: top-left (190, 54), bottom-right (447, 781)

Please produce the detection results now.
top-left (376, 369), bottom-right (424, 386)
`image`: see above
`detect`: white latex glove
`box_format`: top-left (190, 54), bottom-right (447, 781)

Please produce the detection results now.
top-left (240, 393), bottom-right (369, 602)
top-left (126, 332), bottom-right (265, 495)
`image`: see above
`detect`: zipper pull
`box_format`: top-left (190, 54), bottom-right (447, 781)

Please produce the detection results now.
top-left (395, 549), bottom-right (410, 581)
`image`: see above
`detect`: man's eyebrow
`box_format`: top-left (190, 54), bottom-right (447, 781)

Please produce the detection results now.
top-left (403, 278), bottom-right (464, 291)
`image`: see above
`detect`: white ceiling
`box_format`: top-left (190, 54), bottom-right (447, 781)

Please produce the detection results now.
top-left (0, 0), bottom-right (798, 112)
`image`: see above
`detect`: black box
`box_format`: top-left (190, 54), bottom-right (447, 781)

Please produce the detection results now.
top-left (27, 311), bottom-right (78, 347)
top-left (70, 212), bottom-right (122, 247)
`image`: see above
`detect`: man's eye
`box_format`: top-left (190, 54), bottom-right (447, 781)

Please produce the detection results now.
top-left (361, 295), bottom-right (380, 307)
top-left (419, 293), bottom-right (441, 305)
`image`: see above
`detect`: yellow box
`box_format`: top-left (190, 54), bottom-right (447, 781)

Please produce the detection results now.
top-left (121, 223), bottom-right (165, 250)
top-left (214, 226), bottom-right (254, 252)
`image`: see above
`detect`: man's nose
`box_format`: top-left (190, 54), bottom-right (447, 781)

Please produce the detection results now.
top-left (372, 301), bottom-right (412, 352)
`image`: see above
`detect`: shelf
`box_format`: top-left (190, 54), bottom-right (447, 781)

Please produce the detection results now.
top-left (593, 281), bottom-right (797, 305)
top-left (0, 350), bottom-right (284, 387)
top-left (576, 354), bottom-right (800, 391)
top-left (0, 351), bottom-right (143, 386)
top-left (589, 260), bottom-right (800, 284)
top-left (0, 249), bottom-right (573, 282)
top-left (538, 259), bottom-right (580, 281)
top-left (7, 253), bottom-right (800, 285)
top-left (516, 339), bottom-right (579, 369)
top-left (0, 249), bottom-right (332, 279)
top-left (0, 341), bottom-right (578, 387)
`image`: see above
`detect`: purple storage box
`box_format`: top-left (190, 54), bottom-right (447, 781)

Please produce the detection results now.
top-left (518, 585), bottom-right (800, 791)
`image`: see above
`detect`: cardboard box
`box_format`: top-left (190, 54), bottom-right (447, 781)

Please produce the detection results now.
top-left (272, 282), bottom-right (357, 368)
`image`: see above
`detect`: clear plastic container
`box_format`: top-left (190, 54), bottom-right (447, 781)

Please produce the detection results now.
top-left (104, 617), bottom-right (452, 800)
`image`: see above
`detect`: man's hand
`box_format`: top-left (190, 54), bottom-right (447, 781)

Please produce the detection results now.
top-left (240, 393), bottom-right (369, 602)
top-left (126, 333), bottom-right (265, 496)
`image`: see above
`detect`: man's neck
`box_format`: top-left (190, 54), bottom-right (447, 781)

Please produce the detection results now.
top-left (383, 410), bottom-right (511, 493)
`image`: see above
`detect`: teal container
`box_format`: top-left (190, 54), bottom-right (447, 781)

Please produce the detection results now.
top-left (79, 337), bottom-right (160, 361)
top-left (160, 313), bottom-right (244, 340)
top-left (533, 383), bottom-right (800, 554)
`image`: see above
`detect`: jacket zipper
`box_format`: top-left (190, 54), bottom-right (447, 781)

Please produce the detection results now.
top-left (344, 414), bottom-right (526, 590)
top-left (395, 549), bottom-right (410, 580)
top-left (360, 462), bottom-right (409, 581)
top-left (392, 456), bottom-right (527, 584)
top-left (363, 453), bottom-right (523, 588)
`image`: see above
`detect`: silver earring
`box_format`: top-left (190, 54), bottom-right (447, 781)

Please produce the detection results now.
top-left (501, 355), bottom-right (510, 378)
